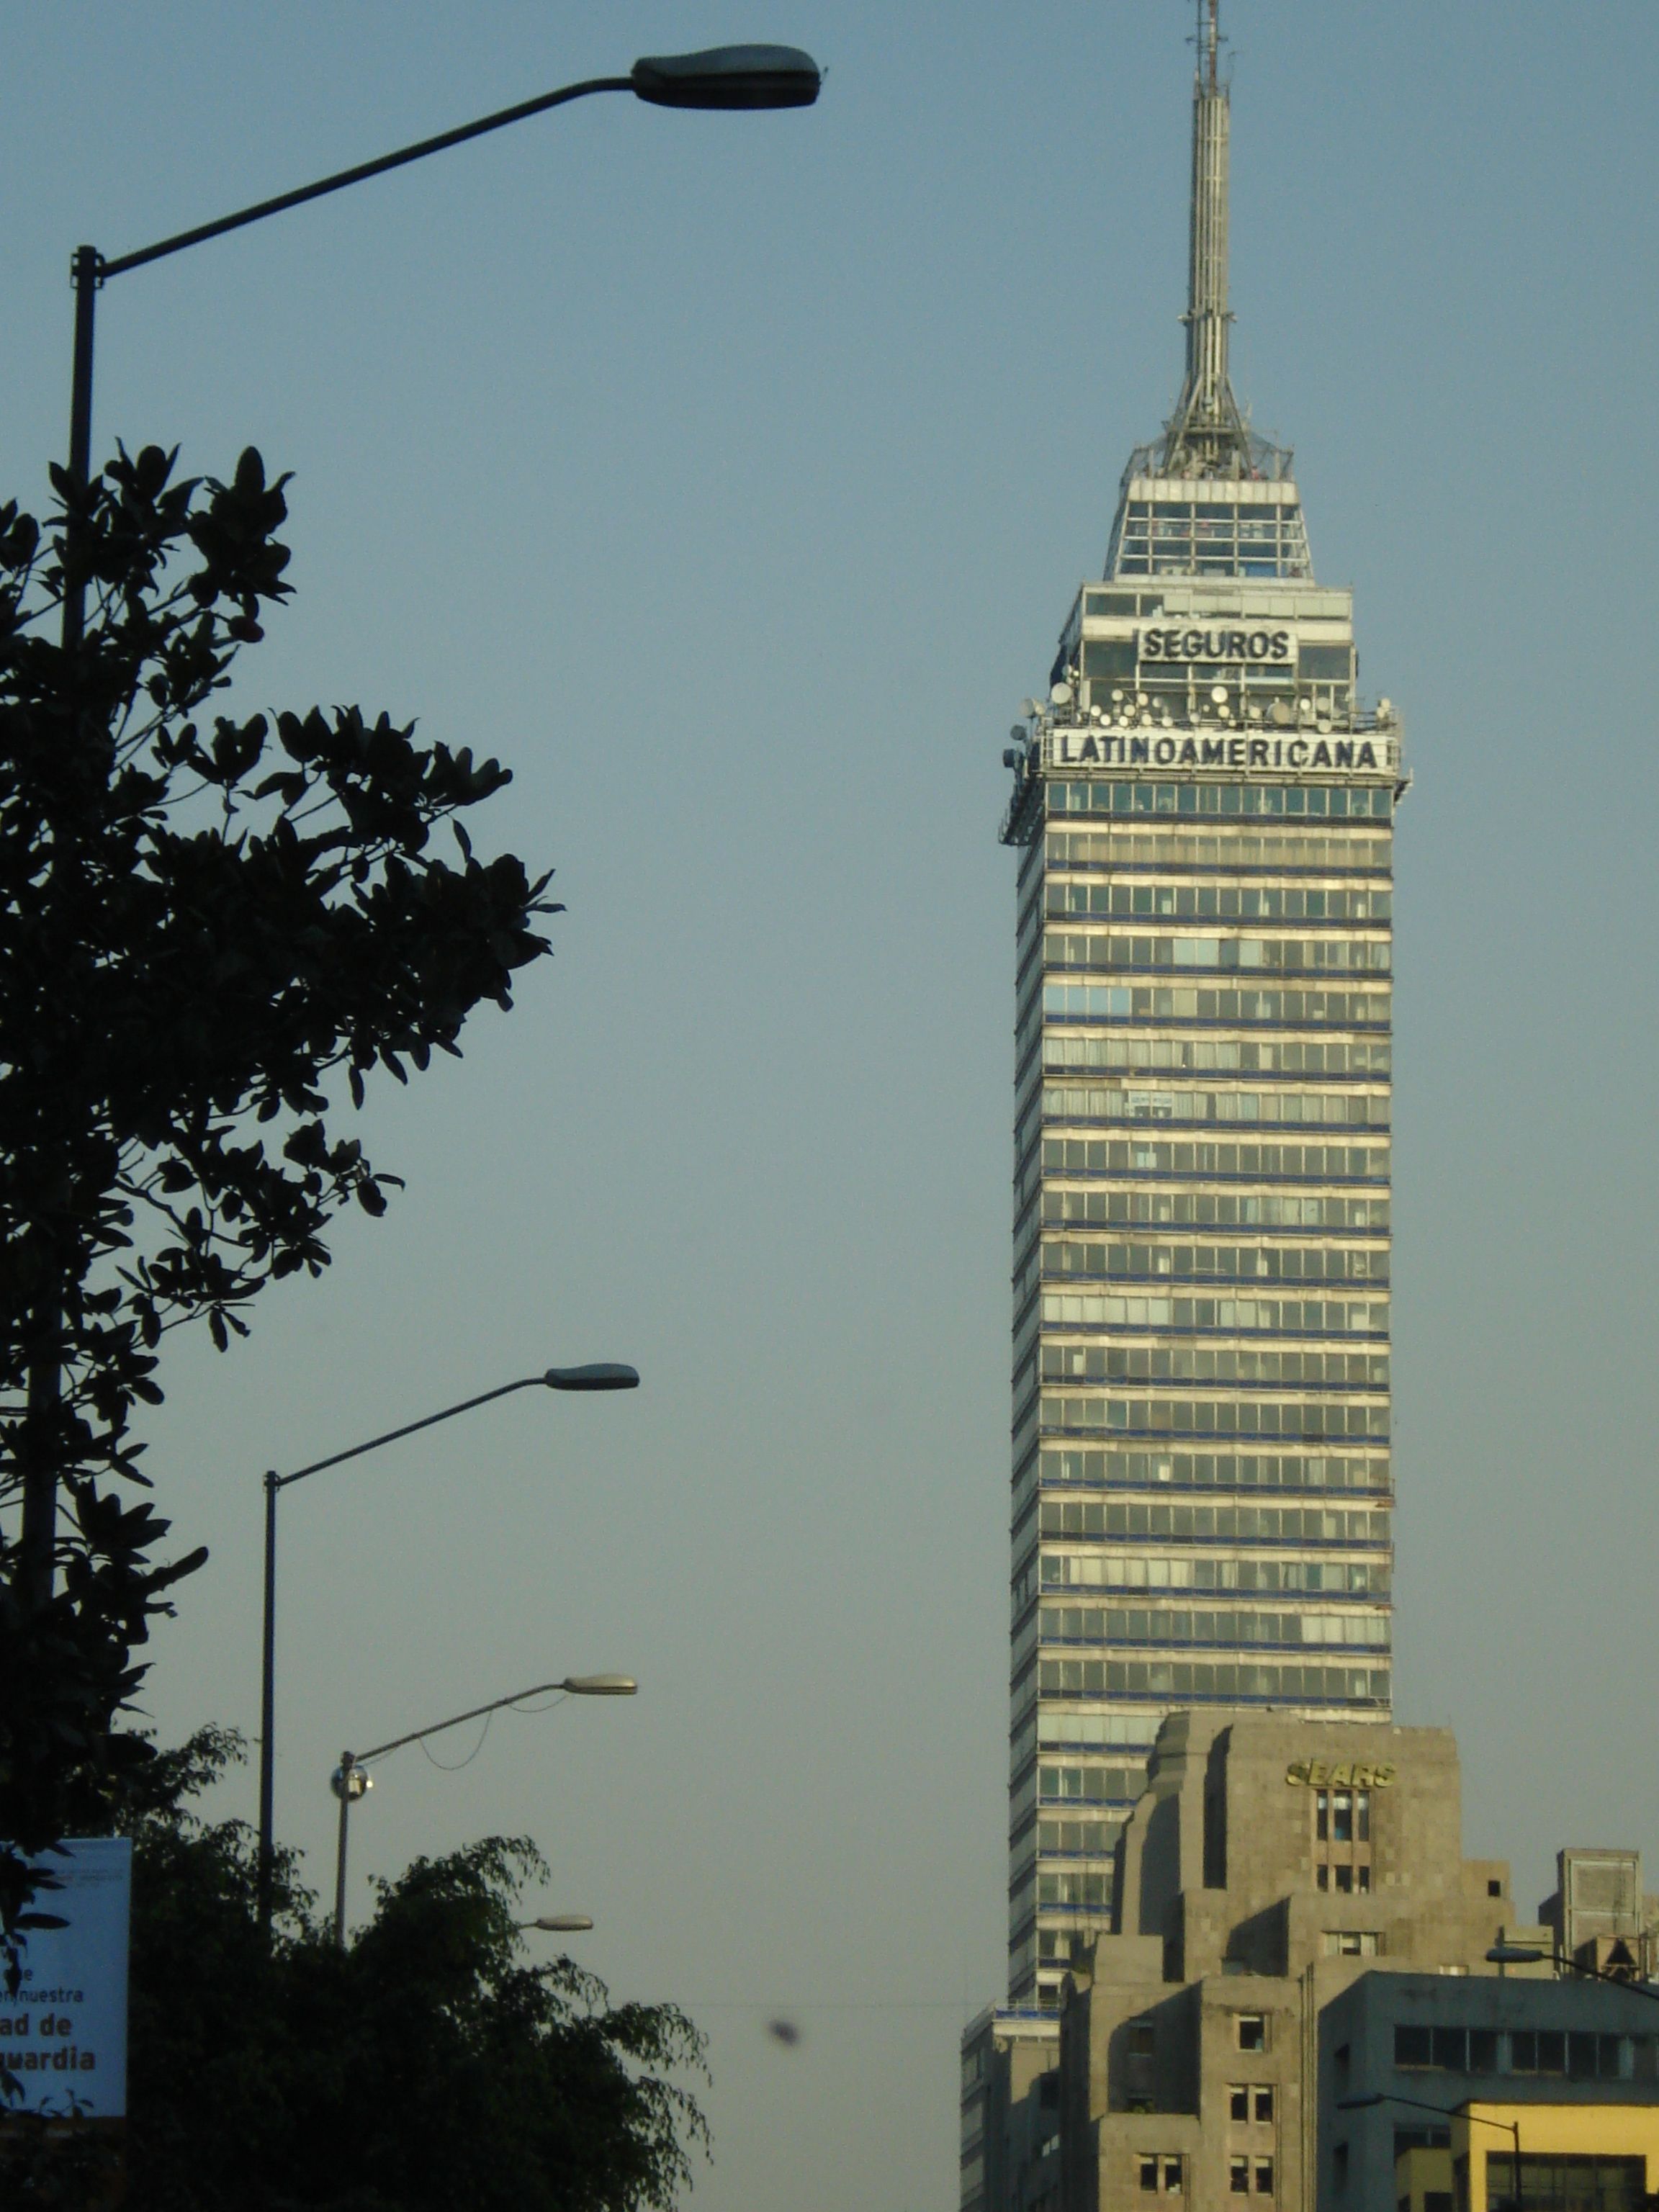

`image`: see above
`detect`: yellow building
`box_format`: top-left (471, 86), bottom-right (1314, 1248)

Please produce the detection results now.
top-left (1452, 2101), bottom-right (1659, 2212)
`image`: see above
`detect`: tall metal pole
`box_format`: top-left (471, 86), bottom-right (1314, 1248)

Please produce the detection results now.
top-left (63, 245), bottom-right (99, 654)
top-left (17, 246), bottom-right (107, 1614)
top-left (251, 1367), bottom-right (634, 1936)
top-left (333, 1751), bottom-right (356, 1948)
top-left (257, 1468), bottom-right (279, 1933)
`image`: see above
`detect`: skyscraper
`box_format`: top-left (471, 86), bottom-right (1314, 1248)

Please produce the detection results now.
top-left (999, 1), bottom-right (1403, 2013)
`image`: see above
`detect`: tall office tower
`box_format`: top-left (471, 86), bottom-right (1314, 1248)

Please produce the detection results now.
top-left (998, 1), bottom-right (1404, 2012)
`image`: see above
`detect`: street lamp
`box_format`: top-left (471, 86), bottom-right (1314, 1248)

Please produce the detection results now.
top-left (258, 1364), bottom-right (638, 1931)
top-left (520, 1915), bottom-right (595, 1934)
top-left (1338, 2092), bottom-right (1521, 2212)
top-left (1485, 1941), bottom-right (1659, 2006)
top-left (328, 1671), bottom-right (637, 1945)
top-left (18, 31), bottom-right (818, 1629)
top-left (55, 39), bottom-right (822, 649)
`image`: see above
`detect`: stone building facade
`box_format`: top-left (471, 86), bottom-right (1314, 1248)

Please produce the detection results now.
top-left (1051, 1710), bottom-right (1521, 2212)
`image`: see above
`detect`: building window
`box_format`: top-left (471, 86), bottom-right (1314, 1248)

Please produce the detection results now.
top-left (1230, 2159), bottom-right (1250, 2195)
top-left (1332, 2143), bottom-right (1349, 2193)
top-left (1139, 2155), bottom-right (1184, 2193)
top-left (1488, 1877), bottom-right (1503, 1897)
top-left (1129, 2021), bottom-right (1156, 2057)
top-left (1228, 2084), bottom-right (1274, 2122)
top-left (1323, 1930), bottom-right (1380, 1957)
top-left (1254, 2159), bottom-right (1274, 2195)
top-left (1237, 2015), bottom-right (1267, 2052)
top-left (1334, 1865), bottom-right (1353, 1894)
top-left (1140, 2157), bottom-right (1159, 2193)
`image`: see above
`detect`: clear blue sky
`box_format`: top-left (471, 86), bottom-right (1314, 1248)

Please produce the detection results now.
top-left (4, 5), bottom-right (1658, 2207)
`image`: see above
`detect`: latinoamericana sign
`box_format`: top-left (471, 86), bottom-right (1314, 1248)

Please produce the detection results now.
top-left (1044, 728), bottom-right (1399, 775)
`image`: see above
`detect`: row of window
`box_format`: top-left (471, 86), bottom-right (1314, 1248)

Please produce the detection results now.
top-left (1043, 1241), bottom-right (1390, 1285)
top-left (1037, 1498), bottom-right (1390, 1544)
top-left (1043, 830), bottom-right (1390, 873)
top-left (1038, 1817), bottom-right (1121, 1857)
top-left (1040, 1395), bottom-right (1390, 1440)
top-left (1035, 1658), bottom-right (1390, 1704)
top-left (1082, 578), bottom-right (1313, 615)
top-left (1313, 1789), bottom-right (1375, 1845)
top-left (1038, 1555), bottom-right (1389, 1596)
top-left (1039, 1295), bottom-right (1390, 1337)
top-left (1046, 881), bottom-right (1390, 922)
top-left (1040, 1346), bottom-right (1389, 1388)
top-left (1040, 1603), bottom-right (1390, 1650)
top-left (1395, 2024), bottom-right (1639, 2080)
top-left (1030, 1713), bottom-right (1154, 1758)
top-left (1042, 1190), bottom-right (1389, 1231)
top-left (1040, 1138), bottom-right (1388, 1181)
top-left (1042, 982), bottom-right (1390, 1029)
top-left (1046, 930), bottom-right (1390, 976)
top-left (1048, 781), bottom-right (1393, 822)
top-left (1037, 1764), bottom-right (1157, 1804)
top-left (1036, 1447), bottom-right (1391, 1494)
top-left (1041, 1082), bottom-right (1390, 1130)
top-left (1037, 1871), bottom-right (1114, 1909)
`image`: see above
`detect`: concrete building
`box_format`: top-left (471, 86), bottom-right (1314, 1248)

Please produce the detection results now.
top-left (962, 2010), bottom-right (1061, 2212)
top-left (1321, 1970), bottom-right (1659, 2210)
top-left (998, 0), bottom-right (1401, 2012)
top-left (962, 1707), bottom-right (1659, 2212)
top-left (1539, 1849), bottom-right (1659, 1983)
top-left (1046, 1712), bottom-right (1519, 2211)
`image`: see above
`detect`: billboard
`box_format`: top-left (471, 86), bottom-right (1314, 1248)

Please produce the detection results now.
top-left (0, 1838), bottom-right (131, 2117)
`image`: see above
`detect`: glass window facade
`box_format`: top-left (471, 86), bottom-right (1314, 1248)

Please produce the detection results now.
top-left (1001, 472), bottom-right (1400, 2009)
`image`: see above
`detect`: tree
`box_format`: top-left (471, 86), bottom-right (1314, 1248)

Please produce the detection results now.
top-left (1, 1730), bottom-right (709, 2211)
top-left (0, 445), bottom-right (557, 1956)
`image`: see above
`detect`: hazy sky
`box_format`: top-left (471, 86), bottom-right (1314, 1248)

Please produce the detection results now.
top-left (4, 5), bottom-right (1658, 2208)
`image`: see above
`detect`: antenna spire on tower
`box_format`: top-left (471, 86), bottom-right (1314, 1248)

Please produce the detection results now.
top-left (1161, 0), bottom-right (1252, 476)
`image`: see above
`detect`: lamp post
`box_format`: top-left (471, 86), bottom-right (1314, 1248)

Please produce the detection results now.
top-left (17, 38), bottom-right (818, 1607)
top-left (258, 1364), bottom-right (637, 1932)
top-left (1486, 1940), bottom-right (1659, 2007)
top-left (54, 41), bottom-right (820, 653)
top-left (328, 1671), bottom-right (637, 1945)
top-left (1338, 2092), bottom-right (1521, 2212)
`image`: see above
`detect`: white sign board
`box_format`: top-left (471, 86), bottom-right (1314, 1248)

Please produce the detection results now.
top-left (0, 1838), bottom-right (131, 2116)
top-left (1043, 727), bottom-right (1400, 777)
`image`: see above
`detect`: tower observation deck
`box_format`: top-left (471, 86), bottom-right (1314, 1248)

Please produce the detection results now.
top-left (994, 0), bottom-right (1406, 2016)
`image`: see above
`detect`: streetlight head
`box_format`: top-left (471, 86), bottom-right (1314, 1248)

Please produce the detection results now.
top-left (631, 44), bottom-right (822, 111)
top-left (562, 1673), bottom-right (638, 1696)
top-left (544, 1363), bottom-right (639, 1392)
top-left (1486, 1942), bottom-right (1547, 1966)
top-left (529, 1913), bottom-right (594, 1933)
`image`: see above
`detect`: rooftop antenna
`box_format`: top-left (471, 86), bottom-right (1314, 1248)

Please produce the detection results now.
top-left (1161, 0), bottom-right (1251, 477)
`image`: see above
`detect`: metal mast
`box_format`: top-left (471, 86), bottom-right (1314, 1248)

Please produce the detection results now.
top-left (1162, 0), bottom-right (1251, 476)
